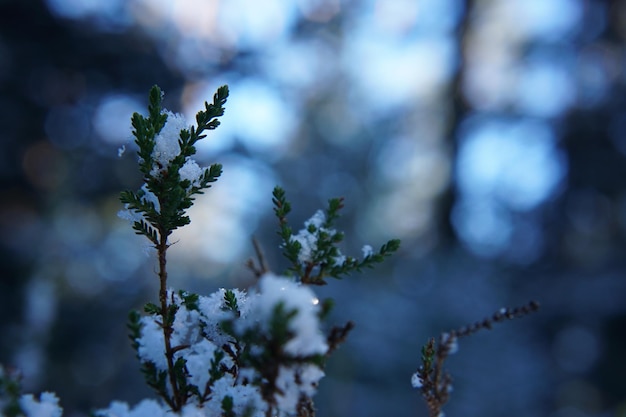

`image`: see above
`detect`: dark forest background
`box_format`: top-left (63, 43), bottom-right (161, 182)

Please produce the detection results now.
top-left (1, 0), bottom-right (626, 416)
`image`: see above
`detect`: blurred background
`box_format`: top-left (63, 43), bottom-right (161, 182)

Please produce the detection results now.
top-left (1, 0), bottom-right (626, 416)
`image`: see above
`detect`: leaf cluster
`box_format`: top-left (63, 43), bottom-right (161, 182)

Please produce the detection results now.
top-left (328, 238), bottom-right (401, 278)
top-left (221, 299), bottom-right (325, 413)
top-left (117, 85), bottom-right (404, 417)
top-left (120, 85), bottom-right (228, 244)
top-left (414, 337), bottom-right (452, 417)
top-left (272, 186), bottom-right (401, 285)
top-left (223, 289), bottom-right (240, 317)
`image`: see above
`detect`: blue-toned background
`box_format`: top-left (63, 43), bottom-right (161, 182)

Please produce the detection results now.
top-left (1, 0), bottom-right (625, 416)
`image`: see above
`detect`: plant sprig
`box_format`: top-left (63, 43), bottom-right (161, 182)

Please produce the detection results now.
top-left (272, 186), bottom-right (401, 285)
top-left (120, 85), bottom-right (229, 412)
top-left (120, 85), bottom-right (228, 244)
top-left (413, 301), bottom-right (541, 417)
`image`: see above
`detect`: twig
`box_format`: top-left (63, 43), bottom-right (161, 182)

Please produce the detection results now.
top-left (156, 226), bottom-right (184, 410)
top-left (414, 301), bottom-right (540, 417)
top-left (246, 236), bottom-right (269, 278)
top-left (326, 321), bottom-right (355, 356)
top-left (450, 300), bottom-right (541, 339)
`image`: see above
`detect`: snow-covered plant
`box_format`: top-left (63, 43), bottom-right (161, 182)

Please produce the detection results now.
top-left (112, 85), bottom-right (400, 417)
top-left (0, 84), bottom-right (540, 417)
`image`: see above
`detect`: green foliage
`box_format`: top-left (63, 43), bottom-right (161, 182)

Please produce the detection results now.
top-left (128, 309), bottom-right (179, 407)
top-left (127, 310), bottom-right (142, 352)
top-left (221, 394), bottom-right (256, 417)
top-left (208, 350), bottom-right (227, 387)
top-left (115, 84), bottom-right (403, 416)
top-left (327, 238), bottom-right (402, 278)
top-left (0, 79), bottom-right (543, 417)
top-left (219, 300), bottom-right (328, 413)
top-left (318, 298), bottom-right (335, 320)
top-left (323, 197), bottom-right (344, 227)
top-left (223, 290), bottom-right (240, 317)
top-left (144, 303), bottom-right (160, 315)
top-left (179, 290), bottom-right (200, 311)
top-left (272, 186), bottom-right (401, 284)
top-left (173, 357), bottom-right (193, 403)
top-left (131, 86), bottom-right (166, 177)
top-left (420, 338), bottom-right (435, 378)
top-left (272, 186), bottom-right (297, 262)
top-left (272, 186), bottom-right (292, 224)
top-left (120, 85), bottom-right (228, 246)
top-left (140, 361), bottom-right (171, 408)
top-left (221, 395), bottom-right (236, 417)
top-left (164, 304), bottom-right (179, 328)
top-left (268, 302), bottom-right (298, 347)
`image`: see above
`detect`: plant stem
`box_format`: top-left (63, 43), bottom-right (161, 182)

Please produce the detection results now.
top-left (301, 262), bottom-right (315, 284)
top-left (157, 228), bottom-right (182, 411)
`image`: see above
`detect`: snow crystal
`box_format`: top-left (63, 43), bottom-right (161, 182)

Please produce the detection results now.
top-left (19, 392), bottom-right (63, 417)
top-left (113, 279), bottom-right (325, 417)
top-left (272, 365), bottom-right (324, 414)
top-left (331, 252), bottom-right (346, 266)
top-left (99, 399), bottom-right (167, 417)
top-left (361, 245), bottom-right (373, 258)
top-left (289, 230), bottom-right (318, 264)
top-left (254, 273), bottom-right (328, 356)
top-left (274, 367), bottom-right (299, 413)
top-left (179, 404), bottom-right (205, 417)
top-left (170, 300), bottom-right (201, 347)
top-left (199, 288), bottom-right (249, 320)
top-left (198, 289), bottom-right (227, 319)
top-left (100, 401), bottom-right (130, 417)
top-left (210, 377), bottom-right (266, 417)
top-left (117, 206), bottom-right (143, 223)
top-left (179, 159), bottom-right (204, 186)
top-left (140, 184), bottom-right (160, 211)
top-left (304, 210), bottom-right (325, 229)
top-left (226, 384), bottom-right (266, 417)
top-left (288, 209), bottom-right (341, 265)
top-left (130, 399), bottom-right (168, 417)
top-left (117, 184), bottom-right (161, 224)
top-left (237, 367), bottom-right (257, 385)
top-left (183, 339), bottom-right (217, 390)
top-left (298, 364), bottom-right (325, 396)
top-left (411, 372), bottom-right (423, 388)
top-left (152, 111), bottom-right (188, 170)
top-left (441, 332), bottom-right (458, 355)
top-left (136, 316), bottom-right (167, 371)
top-left (197, 288), bottom-right (248, 347)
